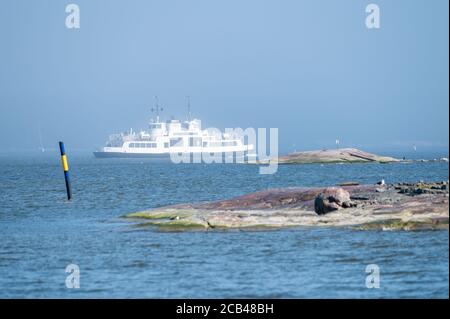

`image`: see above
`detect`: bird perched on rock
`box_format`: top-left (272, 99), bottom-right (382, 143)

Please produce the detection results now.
top-left (376, 179), bottom-right (385, 186)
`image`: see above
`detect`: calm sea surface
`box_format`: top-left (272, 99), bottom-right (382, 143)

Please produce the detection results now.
top-left (0, 151), bottom-right (448, 298)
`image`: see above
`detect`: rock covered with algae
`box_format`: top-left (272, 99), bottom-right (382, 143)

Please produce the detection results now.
top-left (125, 182), bottom-right (449, 231)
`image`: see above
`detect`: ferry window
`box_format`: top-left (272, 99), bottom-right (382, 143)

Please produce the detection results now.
top-left (189, 137), bottom-right (201, 147)
top-left (203, 142), bottom-right (208, 147)
top-left (170, 138), bottom-right (183, 147)
top-left (210, 142), bottom-right (222, 147)
top-left (164, 142), bottom-right (169, 148)
top-left (174, 132), bottom-right (195, 136)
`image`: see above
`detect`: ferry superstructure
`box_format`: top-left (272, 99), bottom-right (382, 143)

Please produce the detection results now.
top-left (93, 98), bottom-right (254, 158)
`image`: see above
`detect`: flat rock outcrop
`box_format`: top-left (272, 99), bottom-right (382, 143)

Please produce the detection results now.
top-left (274, 148), bottom-right (399, 164)
top-left (125, 182), bottom-right (449, 231)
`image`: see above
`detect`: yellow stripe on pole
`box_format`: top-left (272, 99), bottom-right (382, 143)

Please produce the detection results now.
top-left (61, 155), bottom-right (69, 172)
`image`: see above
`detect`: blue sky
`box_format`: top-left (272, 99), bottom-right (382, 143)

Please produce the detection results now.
top-left (0, 0), bottom-right (448, 154)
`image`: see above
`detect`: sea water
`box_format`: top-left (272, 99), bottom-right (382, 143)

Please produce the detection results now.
top-left (0, 151), bottom-right (448, 298)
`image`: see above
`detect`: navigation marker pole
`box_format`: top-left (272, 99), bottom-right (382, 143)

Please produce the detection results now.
top-left (59, 141), bottom-right (72, 200)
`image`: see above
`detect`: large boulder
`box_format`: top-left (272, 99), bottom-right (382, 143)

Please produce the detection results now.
top-left (314, 187), bottom-right (353, 215)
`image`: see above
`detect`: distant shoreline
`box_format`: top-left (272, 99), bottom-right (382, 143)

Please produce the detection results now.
top-left (258, 148), bottom-right (448, 165)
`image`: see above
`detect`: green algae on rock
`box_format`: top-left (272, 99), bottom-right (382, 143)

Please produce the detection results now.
top-left (124, 182), bottom-right (449, 232)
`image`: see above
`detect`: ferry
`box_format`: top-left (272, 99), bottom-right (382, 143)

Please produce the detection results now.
top-left (93, 97), bottom-right (254, 158)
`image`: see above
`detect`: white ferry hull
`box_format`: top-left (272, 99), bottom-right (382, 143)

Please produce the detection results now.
top-left (93, 151), bottom-right (171, 158)
top-left (93, 150), bottom-right (251, 160)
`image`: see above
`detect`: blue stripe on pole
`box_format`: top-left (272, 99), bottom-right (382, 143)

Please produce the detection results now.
top-left (64, 170), bottom-right (72, 200)
top-left (59, 141), bottom-right (66, 155)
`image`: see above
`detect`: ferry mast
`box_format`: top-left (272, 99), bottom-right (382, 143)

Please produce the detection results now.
top-left (151, 96), bottom-right (163, 122)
